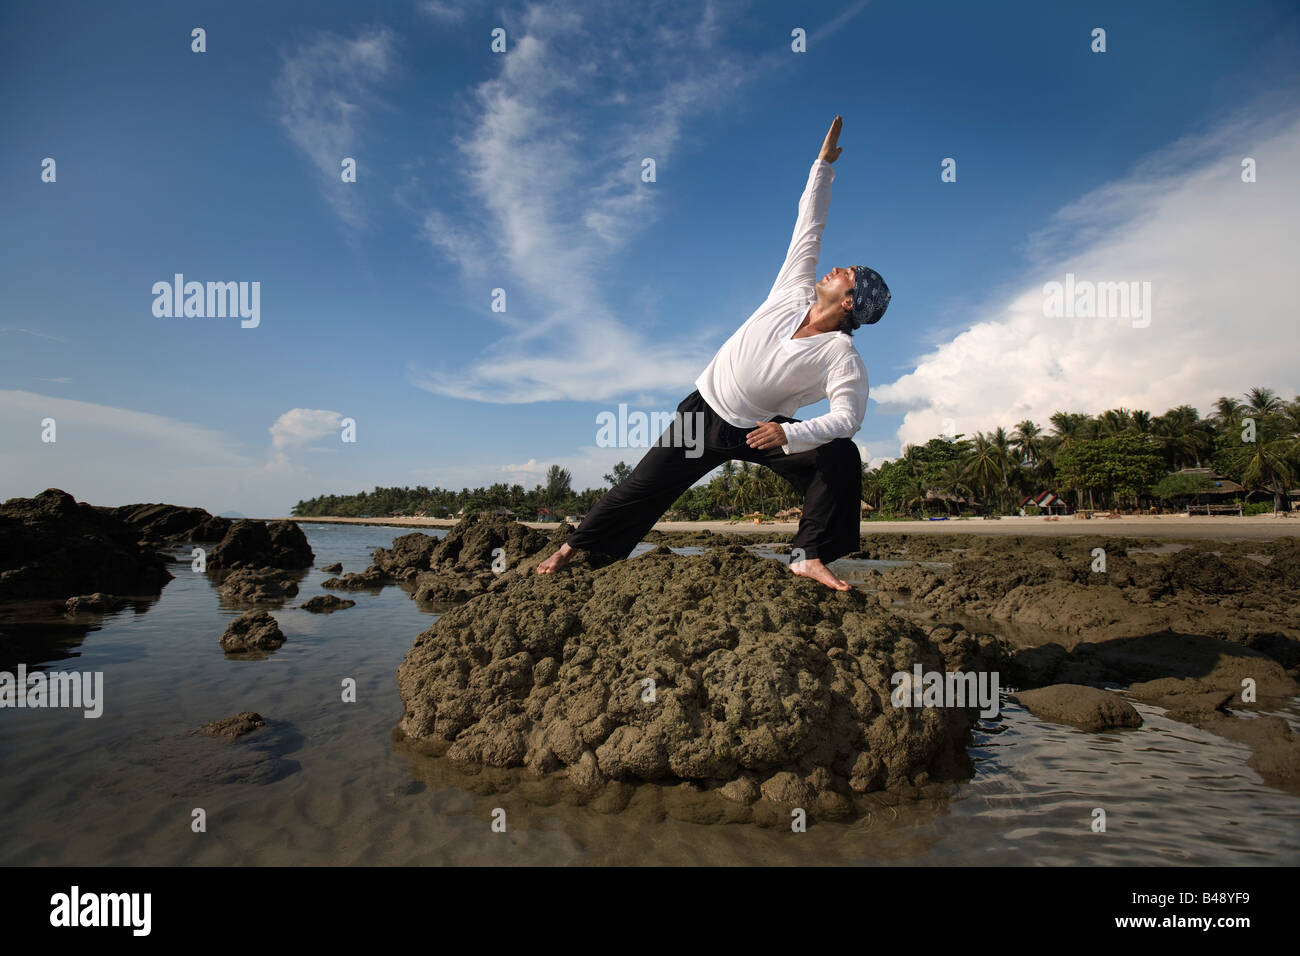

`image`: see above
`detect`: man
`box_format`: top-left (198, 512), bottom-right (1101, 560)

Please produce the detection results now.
top-left (537, 115), bottom-right (891, 591)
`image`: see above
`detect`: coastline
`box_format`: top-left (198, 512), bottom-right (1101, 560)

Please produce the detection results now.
top-left (277, 513), bottom-right (1300, 541)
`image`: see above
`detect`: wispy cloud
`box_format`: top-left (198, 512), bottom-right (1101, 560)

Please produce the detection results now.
top-left (274, 28), bottom-right (397, 228)
top-left (1, 327), bottom-right (67, 343)
top-left (409, 1), bottom-right (747, 405)
top-left (419, 0), bottom-right (470, 22)
top-left (34, 377), bottom-right (73, 384)
top-left (872, 107), bottom-right (1300, 454)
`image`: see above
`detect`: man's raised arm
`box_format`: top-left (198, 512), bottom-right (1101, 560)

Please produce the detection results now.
top-left (767, 116), bottom-right (844, 299)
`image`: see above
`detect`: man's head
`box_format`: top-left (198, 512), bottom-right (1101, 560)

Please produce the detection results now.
top-left (816, 265), bottom-right (891, 334)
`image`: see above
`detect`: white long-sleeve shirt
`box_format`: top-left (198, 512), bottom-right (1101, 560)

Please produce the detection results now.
top-left (694, 158), bottom-right (868, 456)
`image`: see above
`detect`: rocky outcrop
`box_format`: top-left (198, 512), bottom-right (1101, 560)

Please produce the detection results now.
top-left (216, 568), bottom-right (301, 606)
top-left (397, 546), bottom-right (986, 823)
top-left (219, 610), bottom-right (285, 655)
top-left (0, 489), bottom-right (173, 601)
top-left (864, 536), bottom-right (1300, 669)
top-left (330, 514), bottom-right (574, 603)
top-left (320, 562), bottom-right (343, 573)
top-left (207, 520), bottom-right (314, 570)
top-left (107, 503), bottom-right (231, 544)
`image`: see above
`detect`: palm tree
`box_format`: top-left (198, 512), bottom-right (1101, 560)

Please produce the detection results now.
top-left (1153, 405), bottom-right (1213, 469)
top-left (1241, 442), bottom-right (1295, 514)
top-left (1212, 396), bottom-right (1243, 427)
top-left (961, 432), bottom-right (1004, 511)
top-left (1012, 420), bottom-right (1044, 469)
top-left (1096, 408), bottom-right (1133, 436)
top-left (990, 426), bottom-right (1017, 509)
top-left (1244, 386), bottom-right (1284, 417)
top-left (1050, 411), bottom-right (1093, 441)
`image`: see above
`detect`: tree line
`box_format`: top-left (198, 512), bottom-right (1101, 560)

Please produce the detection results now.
top-left (292, 387), bottom-right (1300, 520)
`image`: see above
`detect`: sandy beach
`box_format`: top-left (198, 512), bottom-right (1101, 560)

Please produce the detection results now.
top-left (281, 513), bottom-right (1300, 542)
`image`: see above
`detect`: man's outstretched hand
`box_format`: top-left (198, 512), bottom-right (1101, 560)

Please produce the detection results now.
top-left (819, 115), bottom-right (843, 164)
top-left (746, 421), bottom-right (788, 450)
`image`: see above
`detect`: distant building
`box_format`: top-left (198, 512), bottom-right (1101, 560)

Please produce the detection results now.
top-left (1019, 491), bottom-right (1070, 515)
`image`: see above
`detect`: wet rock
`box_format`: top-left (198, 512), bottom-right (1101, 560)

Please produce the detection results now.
top-left (208, 519), bottom-right (314, 570)
top-left (219, 610), bottom-right (285, 654)
top-left (216, 567), bottom-right (300, 606)
top-left (1125, 677), bottom-right (1233, 719)
top-left (299, 594), bottom-right (356, 613)
top-left (371, 514), bottom-right (578, 604)
top-left (199, 712), bottom-right (266, 737)
top-left (874, 535), bottom-right (1300, 670)
top-left (320, 562), bottom-right (343, 573)
top-left (64, 592), bottom-right (128, 614)
top-left (0, 489), bottom-right (173, 601)
top-left (1011, 684), bottom-right (1142, 731)
top-left (397, 547), bottom-right (977, 820)
top-left (322, 568), bottom-right (388, 590)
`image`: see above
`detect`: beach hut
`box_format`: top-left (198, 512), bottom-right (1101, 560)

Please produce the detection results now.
top-left (775, 507), bottom-right (803, 520)
top-left (1172, 468), bottom-right (1245, 514)
top-left (1020, 491), bottom-right (1070, 515)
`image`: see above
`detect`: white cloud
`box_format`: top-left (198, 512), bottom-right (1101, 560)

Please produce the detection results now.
top-left (268, 408), bottom-right (345, 469)
top-left (274, 28), bottom-right (396, 228)
top-left (872, 108), bottom-right (1300, 454)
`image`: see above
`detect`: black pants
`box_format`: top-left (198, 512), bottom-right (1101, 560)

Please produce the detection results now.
top-left (566, 389), bottom-right (862, 562)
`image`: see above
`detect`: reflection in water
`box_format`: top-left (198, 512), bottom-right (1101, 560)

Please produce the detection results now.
top-left (0, 522), bottom-right (1296, 865)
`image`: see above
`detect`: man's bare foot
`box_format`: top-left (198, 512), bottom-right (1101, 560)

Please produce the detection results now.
top-left (536, 543), bottom-right (574, 574)
top-left (789, 557), bottom-right (850, 591)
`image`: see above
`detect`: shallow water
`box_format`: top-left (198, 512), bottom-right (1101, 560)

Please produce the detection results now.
top-left (1, 522), bottom-right (1296, 865)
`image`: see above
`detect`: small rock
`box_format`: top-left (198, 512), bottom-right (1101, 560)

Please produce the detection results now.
top-left (220, 610), bottom-right (285, 653)
top-left (1012, 684), bottom-right (1142, 731)
top-left (299, 594), bottom-right (356, 613)
top-left (65, 592), bottom-right (127, 614)
top-left (199, 712), bottom-right (266, 738)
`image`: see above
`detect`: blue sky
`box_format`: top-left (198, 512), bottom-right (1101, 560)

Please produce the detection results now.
top-left (2, 0), bottom-right (1298, 515)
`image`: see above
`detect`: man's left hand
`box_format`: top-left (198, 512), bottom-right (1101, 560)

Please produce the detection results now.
top-left (746, 422), bottom-right (787, 450)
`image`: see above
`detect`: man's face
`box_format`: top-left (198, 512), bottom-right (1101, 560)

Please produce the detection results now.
top-left (818, 265), bottom-right (856, 313)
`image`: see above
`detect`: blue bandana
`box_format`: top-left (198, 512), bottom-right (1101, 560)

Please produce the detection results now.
top-left (850, 266), bottom-right (890, 328)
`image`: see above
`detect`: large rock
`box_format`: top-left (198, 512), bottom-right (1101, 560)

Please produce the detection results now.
top-left (0, 489), bottom-right (173, 601)
top-left (396, 546), bottom-right (981, 821)
top-left (107, 502), bottom-right (231, 543)
top-left (208, 520), bottom-right (314, 570)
